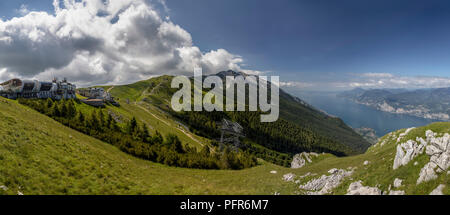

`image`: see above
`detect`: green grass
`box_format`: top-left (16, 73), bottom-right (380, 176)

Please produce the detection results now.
top-left (0, 97), bottom-right (300, 195)
top-left (116, 101), bottom-right (208, 150)
top-left (0, 92), bottom-right (449, 194)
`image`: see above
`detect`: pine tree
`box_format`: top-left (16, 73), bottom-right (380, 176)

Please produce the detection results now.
top-left (127, 117), bottom-right (138, 134)
top-left (77, 111), bottom-right (85, 123)
top-left (90, 111), bottom-right (100, 130)
top-left (139, 123), bottom-right (150, 143)
top-left (201, 145), bottom-right (211, 157)
top-left (51, 103), bottom-right (60, 117)
top-left (165, 134), bottom-right (184, 153)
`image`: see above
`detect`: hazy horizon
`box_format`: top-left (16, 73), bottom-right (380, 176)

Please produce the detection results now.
top-left (1, 0), bottom-right (450, 90)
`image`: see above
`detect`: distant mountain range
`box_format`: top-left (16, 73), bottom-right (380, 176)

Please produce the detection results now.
top-left (338, 87), bottom-right (450, 121)
top-left (122, 71), bottom-right (371, 157)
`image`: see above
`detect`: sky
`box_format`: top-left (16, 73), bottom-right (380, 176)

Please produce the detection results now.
top-left (1, 0), bottom-right (450, 90)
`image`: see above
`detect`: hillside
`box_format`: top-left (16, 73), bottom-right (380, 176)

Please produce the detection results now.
top-left (108, 73), bottom-right (371, 158)
top-left (0, 96), bottom-right (298, 194)
top-left (1, 95), bottom-right (448, 195)
top-left (339, 88), bottom-right (450, 121)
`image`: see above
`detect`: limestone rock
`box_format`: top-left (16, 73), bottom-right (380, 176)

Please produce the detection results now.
top-left (393, 139), bottom-right (426, 170)
top-left (417, 162), bottom-right (438, 184)
top-left (0, 185), bottom-right (8, 191)
top-left (417, 130), bottom-right (450, 184)
top-left (299, 172), bottom-right (311, 178)
top-left (393, 178), bottom-right (402, 188)
top-left (363, 160), bottom-right (370, 165)
top-left (291, 152), bottom-right (319, 169)
top-left (430, 184), bottom-right (445, 195)
top-left (283, 173), bottom-right (295, 182)
top-left (270, 170), bottom-right (277, 174)
top-left (299, 169), bottom-right (353, 195)
top-left (346, 181), bottom-right (382, 195)
top-left (396, 127), bottom-right (415, 143)
top-left (389, 190), bottom-right (405, 195)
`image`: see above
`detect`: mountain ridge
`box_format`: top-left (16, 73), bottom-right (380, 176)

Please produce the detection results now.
top-left (339, 87), bottom-right (450, 121)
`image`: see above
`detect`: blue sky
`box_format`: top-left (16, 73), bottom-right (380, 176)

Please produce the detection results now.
top-left (167, 0), bottom-right (450, 79)
top-left (1, 0), bottom-right (450, 90)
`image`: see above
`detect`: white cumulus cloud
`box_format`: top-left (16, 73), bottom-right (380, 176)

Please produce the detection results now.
top-left (0, 0), bottom-right (257, 87)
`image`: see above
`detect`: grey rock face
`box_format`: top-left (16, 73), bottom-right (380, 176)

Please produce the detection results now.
top-left (389, 190), bottom-right (405, 195)
top-left (393, 138), bottom-right (426, 170)
top-left (291, 152), bottom-right (319, 169)
top-left (283, 173), bottom-right (295, 182)
top-left (346, 181), bottom-right (382, 195)
top-left (417, 130), bottom-right (450, 184)
top-left (299, 169), bottom-right (353, 195)
top-left (430, 184), bottom-right (445, 195)
top-left (396, 127), bottom-right (415, 143)
top-left (417, 162), bottom-right (438, 184)
top-left (393, 178), bottom-right (402, 188)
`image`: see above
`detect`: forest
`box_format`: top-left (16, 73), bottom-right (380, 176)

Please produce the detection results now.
top-left (18, 98), bottom-right (257, 170)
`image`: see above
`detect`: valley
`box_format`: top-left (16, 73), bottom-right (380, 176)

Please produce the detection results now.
top-left (338, 88), bottom-right (450, 121)
top-left (0, 74), bottom-right (448, 195)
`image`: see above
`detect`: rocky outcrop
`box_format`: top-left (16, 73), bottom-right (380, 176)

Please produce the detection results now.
top-left (397, 127), bottom-right (415, 143)
top-left (430, 184), bottom-right (445, 195)
top-left (393, 139), bottom-right (426, 170)
top-left (346, 181), bottom-right (382, 195)
top-left (299, 168), bottom-right (353, 195)
top-left (393, 178), bottom-right (402, 188)
top-left (283, 173), bottom-right (295, 182)
top-left (417, 130), bottom-right (450, 184)
top-left (291, 152), bottom-right (319, 169)
top-left (388, 190), bottom-right (405, 195)
top-left (417, 162), bottom-right (438, 184)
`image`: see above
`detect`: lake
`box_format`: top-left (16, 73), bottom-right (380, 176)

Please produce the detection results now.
top-left (289, 90), bottom-right (441, 137)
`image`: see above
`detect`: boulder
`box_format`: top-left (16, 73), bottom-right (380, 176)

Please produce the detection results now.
top-left (417, 162), bottom-right (438, 184)
top-left (363, 160), bottom-right (370, 165)
top-left (283, 173), bottom-right (295, 182)
top-left (389, 190), bottom-right (405, 195)
top-left (393, 178), bottom-right (402, 188)
top-left (393, 139), bottom-right (426, 170)
top-left (299, 169), bottom-right (353, 195)
top-left (291, 152), bottom-right (319, 169)
top-left (346, 181), bottom-right (382, 195)
top-left (417, 130), bottom-right (450, 184)
top-left (430, 184), bottom-right (445, 195)
top-left (270, 170), bottom-right (277, 174)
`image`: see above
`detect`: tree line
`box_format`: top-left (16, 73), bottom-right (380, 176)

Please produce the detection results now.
top-left (18, 98), bottom-right (257, 170)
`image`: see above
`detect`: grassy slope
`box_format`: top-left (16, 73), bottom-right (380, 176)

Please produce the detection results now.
top-left (279, 91), bottom-right (371, 153)
top-left (0, 95), bottom-right (448, 195)
top-left (288, 123), bottom-right (450, 195)
top-left (0, 97), bottom-right (300, 195)
top-left (109, 76), bottom-right (370, 155)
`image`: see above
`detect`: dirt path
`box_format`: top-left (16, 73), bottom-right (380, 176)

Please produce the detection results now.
top-left (107, 86), bottom-right (115, 93)
top-left (135, 103), bottom-right (205, 147)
